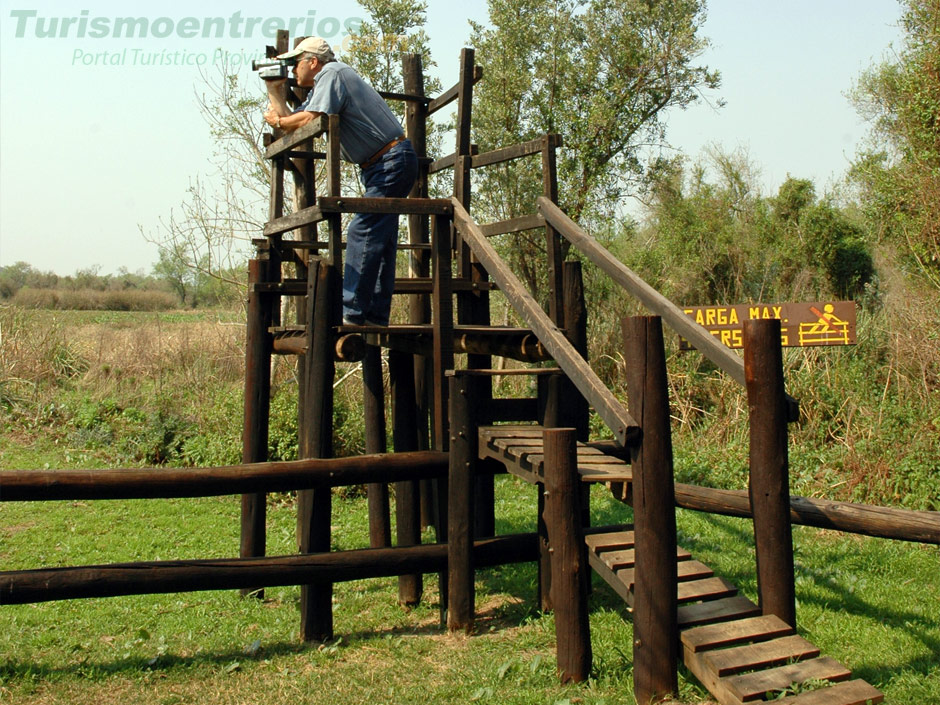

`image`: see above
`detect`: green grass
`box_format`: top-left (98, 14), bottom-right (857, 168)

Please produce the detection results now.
top-left (1, 473), bottom-right (937, 705)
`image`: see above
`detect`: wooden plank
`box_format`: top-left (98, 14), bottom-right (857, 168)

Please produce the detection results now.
top-left (585, 531), bottom-right (634, 552)
top-left (377, 90), bottom-right (430, 104)
top-left (478, 214), bottom-right (545, 238)
top-left (452, 199), bottom-right (639, 447)
top-left (600, 546), bottom-right (692, 570)
top-left (318, 196), bottom-right (453, 215)
top-left (265, 114), bottom-right (329, 158)
top-left (725, 656), bottom-right (851, 702)
top-left (682, 614), bottom-right (794, 653)
top-left (427, 64), bottom-right (483, 114)
top-left (470, 135), bottom-right (563, 169)
top-left (263, 205), bottom-right (325, 237)
top-left (428, 152), bottom-right (456, 174)
top-left (677, 595), bottom-right (762, 628)
top-left (676, 576), bottom-right (737, 603)
top-left (773, 679), bottom-right (883, 705)
top-left (578, 467), bottom-right (632, 483)
top-left (614, 561), bottom-right (715, 592)
top-left (703, 635), bottom-right (820, 677)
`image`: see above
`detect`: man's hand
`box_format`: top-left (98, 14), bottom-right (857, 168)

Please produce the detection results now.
top-left (263, 108), bottom-right (281, 128)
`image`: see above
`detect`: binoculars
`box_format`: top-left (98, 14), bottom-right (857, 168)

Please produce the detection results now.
top-left (251, 58), bottom-right (295, 80)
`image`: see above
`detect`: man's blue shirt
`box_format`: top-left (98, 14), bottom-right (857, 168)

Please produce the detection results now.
top-left (297, 61), bottom-right (404, 164)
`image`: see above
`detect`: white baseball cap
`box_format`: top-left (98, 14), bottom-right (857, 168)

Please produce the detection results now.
top-left (277, 36), bottom-right (335, 62)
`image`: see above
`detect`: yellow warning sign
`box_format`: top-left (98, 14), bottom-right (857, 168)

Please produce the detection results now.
top-left (680, 301), bottom-right (856, 349)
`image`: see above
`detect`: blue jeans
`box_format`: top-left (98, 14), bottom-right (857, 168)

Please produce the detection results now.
top-left (342, 139), bottom-right (418, 326)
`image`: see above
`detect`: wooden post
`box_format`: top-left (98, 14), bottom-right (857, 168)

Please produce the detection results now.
top-left (363, 344), bottom-right (391, 548)
top-left (240, 257), bottom-right (271, 597)
top-left (744, 319), bottom-right (796, 628)
top-left (402, 53), bottom-right (434, 531)
top-left (536, 372), bottom-right (562, 612)
top-left (297, 259), bottom-right (334, 642)
top-left (543, 428), bottom-right (591, 683)
top-left (390, 349), bottom-right (423, 605)
top-left (447, 374), bottom-right (475, 633)
top-left (431, 212), bottom-right (454, 625)
top-left (563, 261), bottom-right (591, 528)
top-left (542, 135), bottom-right (564, 324)
top-left (622, 315), bottom-right (678, 703)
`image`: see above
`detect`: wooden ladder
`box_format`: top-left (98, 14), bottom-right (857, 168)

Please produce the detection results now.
top-left (478, 425), bottom-right (884, 705)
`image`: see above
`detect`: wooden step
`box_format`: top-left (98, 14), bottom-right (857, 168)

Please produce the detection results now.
top-left (682, 614), bottom-right (794, 653)
top-left (677, 595), bottom-right (762, 628)
top-left (725, 656), bottom-right (851, 702)
top-left (702, 634), bottom-right (820, 677)
top-left (614, 560), bottom-right (714, 592)
top-left (675, 576), bottom-right (738, 604)
top-left (585, 530), bottom-right (634, 552)
top-left (773, 678), bottom-right (883, 704)
top-left (598, 546), bottom-right (692, 570)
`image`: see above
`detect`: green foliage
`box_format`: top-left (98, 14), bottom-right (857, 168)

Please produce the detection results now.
top-left (471, 0), bottom-right (720, 223)
top-left (851, 0), bottom-right (940, 290)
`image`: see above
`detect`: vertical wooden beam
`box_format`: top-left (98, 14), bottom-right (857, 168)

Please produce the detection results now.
top-left (402, 53), bottom-right (434, 531)
top-left (537, 484), bottom-right (552, 612)
top-left (240, 257), bottom-right (271, 598)
top-left (431, 212), bottom-right (454, 625)
top-left (430, 214), bottom-right (454, 452)
top-left (389, 349), bottom-right (423, 605)
top-left (622, 315), bottom-right (678, 703)
top-left (542, 135), bottom-right (564, 324)
top-left (744, 319), bottom-right (796, 629)
top-left (563, 260), bottom-right (591, 527)
top-left (363, 345), bottom-right (391, 547)
top-left (543, 428), bottom-right (591, 683)
top-left (447, 374), bottom-right (476, 633)
top-left (298, 260), bottom-right (335, 643)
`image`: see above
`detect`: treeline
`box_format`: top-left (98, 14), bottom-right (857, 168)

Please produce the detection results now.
top-left (0, 259), bottom-right (244, 310)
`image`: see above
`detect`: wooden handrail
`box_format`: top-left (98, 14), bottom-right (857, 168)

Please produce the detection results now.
top-left (451, 198), bottom-right (639, 447)
top-left (538, 197), bottom-right (747, 386)
top-left (265, 114), bottom-right (330, 159)
top-left (427, 65), bottom-right (483, 115)
top-left (0, 451), bottom-right (449, 501)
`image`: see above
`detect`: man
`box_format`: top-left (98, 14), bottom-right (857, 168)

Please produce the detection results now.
top-left (263, 36), bottom-right (418, 327)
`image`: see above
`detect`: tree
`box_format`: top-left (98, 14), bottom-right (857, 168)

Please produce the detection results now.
top-left (470, 0), bottom-right (720, 225)
top-left (851, 0), bottom-right (940, 290)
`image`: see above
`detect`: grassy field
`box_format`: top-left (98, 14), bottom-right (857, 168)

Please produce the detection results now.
top-left (1, 306), bottom-right (938, 704)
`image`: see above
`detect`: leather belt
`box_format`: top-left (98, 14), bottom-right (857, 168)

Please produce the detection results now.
top-left (359, 136), bottom-right (404, 170)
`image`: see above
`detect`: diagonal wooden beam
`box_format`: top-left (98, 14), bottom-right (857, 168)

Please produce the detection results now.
top-left (451, 198), bottom-right (638, 447)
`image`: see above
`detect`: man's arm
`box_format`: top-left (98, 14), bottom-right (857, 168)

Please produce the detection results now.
top-left (262, 79), bottom-right (322, 132)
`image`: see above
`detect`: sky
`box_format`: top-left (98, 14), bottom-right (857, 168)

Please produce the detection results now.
top-left (0, 1), bottom-right (903, 276)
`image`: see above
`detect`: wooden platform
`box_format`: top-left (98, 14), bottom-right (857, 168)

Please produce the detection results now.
top-left (479, 425), bottom-right (884, 705)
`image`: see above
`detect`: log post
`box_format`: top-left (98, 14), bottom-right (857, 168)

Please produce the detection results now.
top-left (622, 315), bottom-right (678, 703)
top-left (744, 319), bottom-right (796, 628)
top-left (240, 257), bottom-right (271, 598)
top-left (563, 260), bottom-right (591, 528)
top-left (543, 428), bottom-right (591, 683)
top-left (390, 349), bottom-right (423, 605)
top-left (298, 259), bottom-right (335, 642)
top-left (447, 373), bottom-right (475, 633)
top-left (363, 344), bottom-right (391, 547)
top-left (402, 53), bottom-right (435, 532)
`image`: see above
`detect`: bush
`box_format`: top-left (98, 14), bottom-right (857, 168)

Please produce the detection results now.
top-left (12, 287), bottom-right (178, 311)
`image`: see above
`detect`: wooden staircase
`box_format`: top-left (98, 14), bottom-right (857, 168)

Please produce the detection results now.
top-left (478, 425), bottom-right (884, 705)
